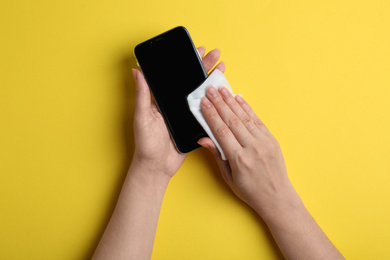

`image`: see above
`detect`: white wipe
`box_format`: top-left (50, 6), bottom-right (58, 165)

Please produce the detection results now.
top-left (187, 69), bottom-right (234, 160)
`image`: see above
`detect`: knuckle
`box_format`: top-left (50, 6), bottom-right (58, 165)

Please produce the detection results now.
top-left (254, 119), bottom-right (262, 127)
top-left (212, 96), bottom-right (225, 107)
top-left (262, 139), bottom-right (280, 157)
top-left (241, 115), bottom-right (257, 132)
top-left (227, 117), bottom-right (240, 128)
top-left (241, 115), bottom-right (253, 125)
top-left (273, 139), bottom-right (281, 150)
top-left (224, 96), bottom-right (236, 105)
top-left (247, 139), bottom-right (280, 160)
top-left (246, 123), bottom-right (257, 133)
top-left (236, 150), bottom-right (250, 163)
top-left (254, 119), bottom-right (270, 134)
top-left (207, 109), bottom-right (219, 119)
top-left (254, 119), bottom-right (264, 128)
top-left (254, 146), bottom-right (267, 159)
top-left (236, 150), bottom-right (247, 165)
top-left (235, 150), bottom-right (255, 172)
top-left (266, 140), bottom-right (278, 153)
top-left (242, 103), bottom-right (251, 113)
top-left (216, 125), bottom-right (230, 137)
top-left (203, 104), bottom-right (219, 119)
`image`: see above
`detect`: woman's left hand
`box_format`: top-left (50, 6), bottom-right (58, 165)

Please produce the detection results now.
top-left (131, 47), bottom-right (225, 178)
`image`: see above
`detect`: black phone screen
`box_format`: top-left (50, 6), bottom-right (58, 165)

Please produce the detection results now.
top-left (134, 26), bottom-right (208, 153)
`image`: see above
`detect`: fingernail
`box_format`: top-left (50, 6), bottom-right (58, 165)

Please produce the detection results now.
top-left (201, 97), bottom-right (212, 108)
top-left (207, 86), bottom-right (218, 98)
top-left (197, 138), bottom-right (211, 149)
top-left (197, 139), bottom-right (206, 147)
top-left (235, 94), bottom-right (244, 104)
top-left (220, 87), bottom-right (230, 98)
top-left (132, 69), bottom-right (137, 81)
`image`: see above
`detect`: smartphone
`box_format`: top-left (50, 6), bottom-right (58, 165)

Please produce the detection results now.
top-left (134, 26), bottom-right (208, 153)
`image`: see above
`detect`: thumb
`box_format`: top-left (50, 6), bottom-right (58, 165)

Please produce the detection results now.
top-left (198, 137), bottom-right (221, 158)
top-left (133, 69), bottom-right (151, 114)
top-left (198, 137), bottom-right (233, 185)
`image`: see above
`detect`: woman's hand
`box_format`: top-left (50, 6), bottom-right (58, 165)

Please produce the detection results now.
top-left (132, 47), bottom-right (225, 178)
top-left (198, 86), bottom-right (345, 260)
top-left (93, 47), bottom-right (226, 260)
top-left (198, 86), bottom-right (296, 218)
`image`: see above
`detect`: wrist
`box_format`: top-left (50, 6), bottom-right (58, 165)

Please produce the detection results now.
top-left (253, 187), bottom-right (304, 224)
top-left (131, 152), bottom-right (176, 178)
top-left (127, 160), bottom-right (171, 196)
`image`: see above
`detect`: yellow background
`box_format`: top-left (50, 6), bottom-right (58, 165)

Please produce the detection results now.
top-left (1, 0), bottom-right (389, 259)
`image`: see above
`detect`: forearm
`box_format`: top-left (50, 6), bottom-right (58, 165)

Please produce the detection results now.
top-left (258, 190), bottom-right (344, 260)
top-left (92, 163), bottom-right (170, 260)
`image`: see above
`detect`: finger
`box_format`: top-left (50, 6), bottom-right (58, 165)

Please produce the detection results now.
top-left (218, 87), bottom-right (261, 138)
top-left (198, 137), bottom-right (233, 184)
top-left (210, 61), bottom-right (226, 74)
top-left (206, 86), bottom-right (254, 146)
top-left (197, 46), bottom-right (206, 58)
top-left (202, 49), bottom-right (221, 73)
top-left (198, 137), bottom-right (222, 159)
top-left (200, 97), bottom-right (242, 158)
top-left (133, 69), bottom-right (151, 114)
top-left (151, 100), bottom-right (159, 113)
top-left (235, 95), bottom-right (273, 137)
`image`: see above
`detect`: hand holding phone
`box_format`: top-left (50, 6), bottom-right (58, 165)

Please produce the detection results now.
top-left (132, 27), bottom-right (225, 176)
top-left (134, 26), bottom-right (224, 154)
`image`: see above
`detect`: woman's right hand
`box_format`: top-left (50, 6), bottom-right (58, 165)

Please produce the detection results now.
top-left (198, 85), bottom-right (345, 260)
top-left (198, 86), bottom-right (299, 219)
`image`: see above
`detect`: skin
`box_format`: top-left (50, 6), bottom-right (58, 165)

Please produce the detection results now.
top-left (92, 47), bottom-right (344, 260)
top-left (198, 86), bottom-right (345, 260)
top-left (92, 47), bottom-right (225, 260)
